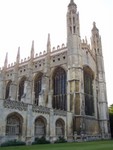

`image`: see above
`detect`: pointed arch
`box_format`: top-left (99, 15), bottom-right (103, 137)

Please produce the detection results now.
top-left (34, 116), bottom-right (47, 138)
top-left (34, 72), bottom-right (43, 105)
top-left (56, 118), bottom-right (65, 137)
top-left (52, 67), bottom-right (67, 110)
top-left (6, 112), bottom-right (23, 136)
top-left (83, 66), bottom-right (94, 116)
top-left (5, 80), bottom-right (12, 99)
top-left (18, 76), bottom-right (26, 101)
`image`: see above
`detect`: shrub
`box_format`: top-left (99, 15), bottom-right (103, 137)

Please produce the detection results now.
top-left (55, 136), bottom-right (67, 143)
top-left (32, 136), bottom-right (50, 145)
top-left (1, 139), bottom-right (26, 147)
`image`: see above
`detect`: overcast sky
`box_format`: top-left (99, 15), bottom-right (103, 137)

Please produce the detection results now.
top-left (0, 0), bottom-right (112, 105)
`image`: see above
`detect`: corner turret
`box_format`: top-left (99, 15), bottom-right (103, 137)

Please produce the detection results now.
top-left (67, 0), bottom-right (79, 36)
top-left (68, 0), bottom-right (77, 11)
top-left (91, 22), bottom-right (102, 55)
top-left (91, 22), bottom-right (109, 138)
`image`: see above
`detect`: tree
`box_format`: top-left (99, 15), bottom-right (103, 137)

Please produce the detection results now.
top-left (109, 104), bottom-right (113, 114)
top-left (109, 104), bottom-right (113, 138)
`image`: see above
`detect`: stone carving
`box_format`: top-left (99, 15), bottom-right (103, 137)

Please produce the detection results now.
top-left (4, 100), bottom-right (28, 111)
top-left (54, 109), bottom-right (67, 116)
top-left (32, 105), bottom-right (50, 114)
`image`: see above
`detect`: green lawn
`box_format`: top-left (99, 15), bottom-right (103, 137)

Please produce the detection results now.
top-left (0, 140), bottom-right (113, 150)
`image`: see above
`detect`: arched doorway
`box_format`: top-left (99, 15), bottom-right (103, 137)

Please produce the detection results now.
top-left (35, 116), bottom-right (46, 138)
top-left (6, 113), bottom-right (23, 136)
top-left (56, 119), bottom-right (65, 137)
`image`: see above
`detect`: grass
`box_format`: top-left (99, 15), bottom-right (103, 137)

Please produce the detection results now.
top-left (0, 140), bottom-right (113, 150)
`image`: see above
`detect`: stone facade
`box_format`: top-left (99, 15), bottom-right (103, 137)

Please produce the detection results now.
top-left (0, 0), bottom-right (110, 144)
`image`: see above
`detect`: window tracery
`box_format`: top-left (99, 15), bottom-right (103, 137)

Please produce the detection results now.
top-left (34, 73), bottom-right (43, 105)
top-left (56, 119), bottom-right (64, 137)
top-left (18, 77), bottom-right (26, 101)
top-left (35, 117), bottom-right (46, 137)
top-left (84, 67), bottom-right (94, 116)
top-left (6, 114), bottom-right (22, 135)
top-left (53, 67), bottom-right (67, 110)
top-left (5, 80), bottom-right (12, 99)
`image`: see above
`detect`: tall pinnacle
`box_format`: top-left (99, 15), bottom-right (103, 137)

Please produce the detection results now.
top-left (30, 40), bottom-right (34, 59)
top-left (4, 52), bottom-right (8, 69)
top-left (68, 0), bottom-right (77, 7)
top-left (71, 0), bottom-right (74, 3)
top-left (47, 33), bottom-right (51, 53)
top-left (92, 21), bottom-right (99, 32)
top-left (16, 47), bottom-right (20, 64)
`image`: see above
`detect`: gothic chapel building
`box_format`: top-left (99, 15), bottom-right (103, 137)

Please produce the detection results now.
top-left (0, 0), bottom-right (110, 143)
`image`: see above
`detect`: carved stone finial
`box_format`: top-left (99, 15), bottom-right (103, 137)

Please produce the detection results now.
top-left (30, 40), bottom-right (34, 59)
top-left (68, 0), bottom-right (77, 7)
top-left (16, 46), bottom-right (20, 63)
top-left (4, 52), bottom-right (8, 69)
top-left (93, 22), bottom-right (96, 28)
top-left (47, 33), bottom-right (51, 53)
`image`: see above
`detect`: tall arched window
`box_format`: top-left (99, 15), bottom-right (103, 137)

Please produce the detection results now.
top-left (34, 73), bottom-right (43, 105)
top-left (18, 77), bottom-right (26, 101)
top-left (84, 66), bottom-right (94, 116)
top-left (53, 67), bottom-right (67, 110)
top-left (5, 80), bottom-right (12, 99)
top-left (6, 113), bottom-right (22, 136)
top-left (35, 117), bottom-right (46, 138)
top-left (56, 119), bottom-right (65, 137)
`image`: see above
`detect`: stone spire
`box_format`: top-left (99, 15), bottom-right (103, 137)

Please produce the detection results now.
top-left (91, 22), bottom-right (109, 138)
top-left (16, 47), bottom-right (20, 64)
top-left (30, 40), bottom-right (34, 59)
top-left (28, 40), bottom-right (34, 69)
top-left (68, 0), bottom-right (77, 7)
top-left (4, 52), bottom-right (8, 69)
top-left (91, 22), bottom-right (102, 55)
top-left (92, 22), bottom-right (99, 36)
top-left (67, 0), bottom-right (79, 36)
top-left (92, 22), bottom-right (98, 31)
top-left (47, 33), bottom-right (51, 53)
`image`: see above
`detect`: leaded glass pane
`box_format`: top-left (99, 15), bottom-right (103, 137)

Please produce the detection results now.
top-left (53, 67), bottom-right (67, 110)
top-left (84, 68), bottom-right (94, 116)
top-left (34, 74), bottom-right (42, 105)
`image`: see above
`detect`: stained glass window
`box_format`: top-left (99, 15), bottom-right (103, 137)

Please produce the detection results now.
top-left (53, 67), bottom-right (67, 110)
top-left (34, 73), bottom-right (43, 105)
top-left (18, 77), bottom-right (26, 101)
top-left (5, 80), bottom-right (12, 99)
top-left (84, 67), bottom-right (94, 116)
